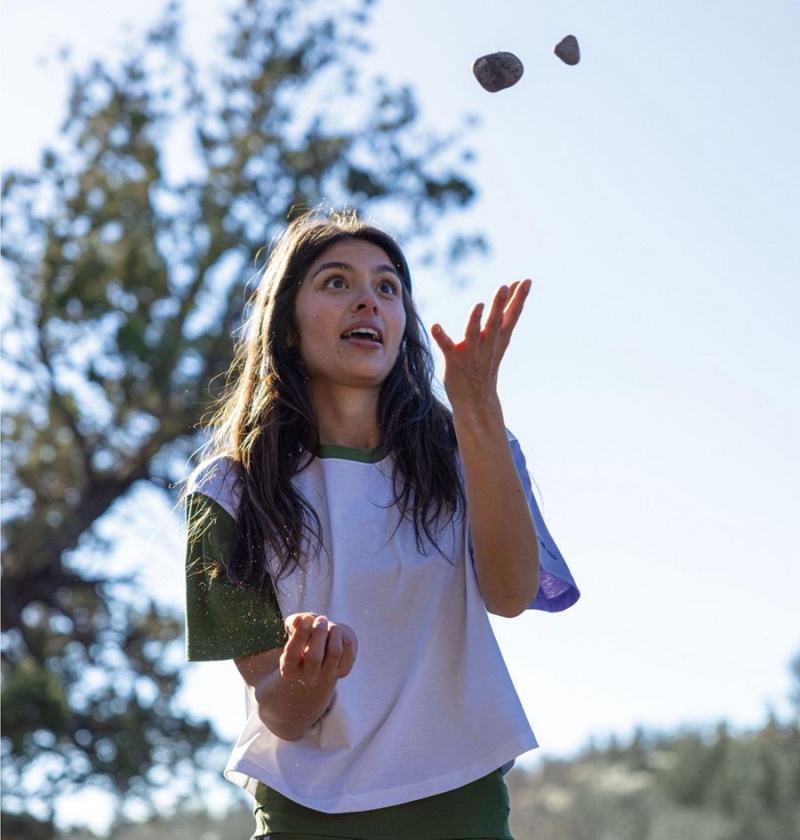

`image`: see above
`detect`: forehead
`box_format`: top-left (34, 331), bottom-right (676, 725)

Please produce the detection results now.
top-left (305, 238), bottom-right (397, 275)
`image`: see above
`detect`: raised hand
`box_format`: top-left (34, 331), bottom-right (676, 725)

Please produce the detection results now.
top-left (431, 279), bottom-right (531, 409)
top-left (430, 279), bottom-right (539, 618)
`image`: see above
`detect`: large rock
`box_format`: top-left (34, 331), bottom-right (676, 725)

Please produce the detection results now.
top-left (472, 51), bottom-right (524, 92)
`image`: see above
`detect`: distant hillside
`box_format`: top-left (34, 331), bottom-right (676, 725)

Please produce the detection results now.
top-left (507, 717), bottom-right (800, 840)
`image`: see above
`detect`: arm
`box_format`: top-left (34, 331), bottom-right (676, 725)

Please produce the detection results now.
top-left (432, 280), bottom-right (539, 618)
top-left (185, 491), bottom-right (358, 738)
top-left (185, 491), bottom-right (286, 662)
top-left (235, 612), bottom-right (358, 742)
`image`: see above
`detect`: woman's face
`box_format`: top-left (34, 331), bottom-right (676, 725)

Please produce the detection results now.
top-left (293, 238), bottom-right (407, 399)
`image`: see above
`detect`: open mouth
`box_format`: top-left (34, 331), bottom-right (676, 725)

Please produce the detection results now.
top-left (341, 328), bottom-right (382, 344)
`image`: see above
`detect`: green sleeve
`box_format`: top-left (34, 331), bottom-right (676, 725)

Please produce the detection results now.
top-left (184, 492), bottom-right (286, 661)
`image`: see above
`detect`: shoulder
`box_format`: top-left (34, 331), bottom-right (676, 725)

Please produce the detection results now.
top-left (187, 455), bottom-right (241, 519)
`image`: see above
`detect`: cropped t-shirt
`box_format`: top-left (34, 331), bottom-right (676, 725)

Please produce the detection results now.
top-left (184, 433), bottom-right (579, 818)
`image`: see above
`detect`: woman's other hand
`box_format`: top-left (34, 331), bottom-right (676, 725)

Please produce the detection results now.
top-left (281, 612), bottom-right (358, 686)
top-left (235, 613), bottom-right (358, 740)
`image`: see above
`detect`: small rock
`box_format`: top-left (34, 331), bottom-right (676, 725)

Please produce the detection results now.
top-left (554, 35), bottom-right (580, 65)
top-left (472, 51), bottom-right (524, 92)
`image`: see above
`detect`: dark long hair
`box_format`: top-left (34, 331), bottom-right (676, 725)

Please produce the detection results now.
top-left (204, 208), bottom-right (463, 590)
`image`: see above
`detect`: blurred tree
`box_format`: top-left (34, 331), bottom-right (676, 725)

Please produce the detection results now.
top-left (791, 651), bottom-right (800, 715)
top-left (0, 0), bottom-right (482, 835)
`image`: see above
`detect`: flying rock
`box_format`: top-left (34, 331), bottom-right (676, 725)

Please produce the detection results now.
top-left (554, 35), bottom-right (580, 65)
top-left (472, 51), bottom-right (524, 92)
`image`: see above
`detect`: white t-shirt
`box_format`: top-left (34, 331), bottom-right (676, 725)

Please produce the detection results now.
top-left (189, 432), bottom-right (578, 813)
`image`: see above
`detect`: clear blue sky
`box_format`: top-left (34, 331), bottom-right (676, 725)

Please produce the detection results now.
top-left (3, 0), bottom-right (799, 830)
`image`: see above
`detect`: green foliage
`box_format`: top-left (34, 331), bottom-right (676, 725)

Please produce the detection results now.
top-left (1, 0), bottom-right (481, 833)
top-left (507, 712), bottom-right (800, 840)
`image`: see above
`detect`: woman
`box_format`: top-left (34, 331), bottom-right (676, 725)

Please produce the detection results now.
top-left (184, 209), bottom-right (579, 839)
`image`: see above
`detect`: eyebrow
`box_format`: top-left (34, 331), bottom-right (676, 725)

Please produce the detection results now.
top-left (310, 261), bottom-right (403, 281)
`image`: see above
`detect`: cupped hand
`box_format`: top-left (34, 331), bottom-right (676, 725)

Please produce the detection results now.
top-left (280, 612), bottom-right (358, 687)
top-left (431, 279), bottom-right (531, 408)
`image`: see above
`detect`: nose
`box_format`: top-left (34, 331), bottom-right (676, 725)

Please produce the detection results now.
top-left (353, 287), bottom-right (379, 313)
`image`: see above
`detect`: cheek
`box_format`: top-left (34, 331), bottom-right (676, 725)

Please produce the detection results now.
top-left (295, 308), bottom-right (324, 344)
top-left (296, 314), bottom-right (338, 370)
top-left (393, 311), bottom-right (408, 350)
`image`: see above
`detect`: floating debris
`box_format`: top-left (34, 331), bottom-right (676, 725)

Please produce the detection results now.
top-left (554, 35), bottom-right (580, 65)
top-left (472, 51), bottom-right (524, 92)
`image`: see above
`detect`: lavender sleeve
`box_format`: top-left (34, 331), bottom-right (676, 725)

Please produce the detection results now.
top-left (508, 432), bottom-right (580, 613)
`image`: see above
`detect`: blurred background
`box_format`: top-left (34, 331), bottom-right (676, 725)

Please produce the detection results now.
top-left (2, 1), bottom-right (798, 838)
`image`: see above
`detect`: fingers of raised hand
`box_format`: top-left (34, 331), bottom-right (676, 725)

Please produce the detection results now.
top-left (502, 279), bottom-right (531, 335)
top-left (467, 302), bottom-right (486, 339)
top-left (486, 280), bottom-right (530, 342)
top-left (432, 280), bottom-right (530, 374)
top-left (485, 286), bottom-right (509, 335)
top-left (460, 280), bottom-right (530, 345)
top-left (431, 322), bottom-right (455, 353)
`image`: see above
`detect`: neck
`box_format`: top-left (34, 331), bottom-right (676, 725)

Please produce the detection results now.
top-left (308, 383), bottom-right (382, 449)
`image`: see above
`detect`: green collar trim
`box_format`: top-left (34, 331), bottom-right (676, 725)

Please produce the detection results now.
top-left (317, 443), bottom-right (385, 463)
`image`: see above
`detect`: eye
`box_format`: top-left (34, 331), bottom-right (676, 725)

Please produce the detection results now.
top-left (378, 278), bottom-right (401, 296)
top-left (323, 275), bottom-right (347, 289)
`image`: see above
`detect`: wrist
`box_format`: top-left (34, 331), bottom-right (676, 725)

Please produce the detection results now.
top-left (450, 394), bottom-right (505, 436)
